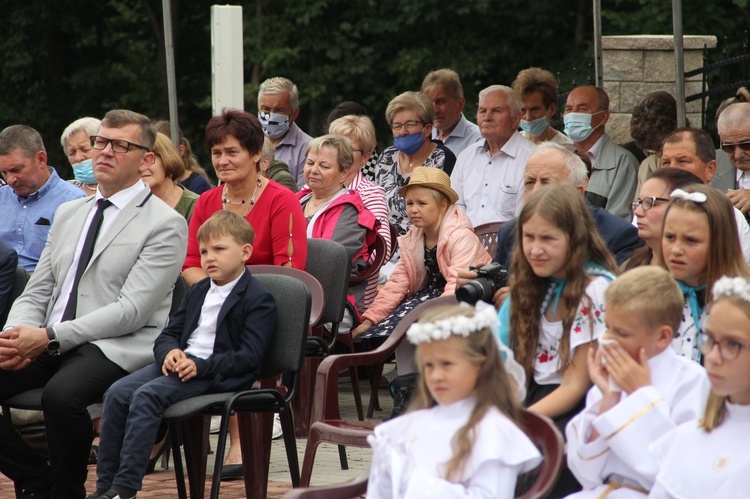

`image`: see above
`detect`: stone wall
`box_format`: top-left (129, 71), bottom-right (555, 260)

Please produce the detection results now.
top-left (602, 35), bottom-right (717, 144)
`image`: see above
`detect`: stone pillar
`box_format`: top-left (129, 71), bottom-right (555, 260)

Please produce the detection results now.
top-left (602, 35), bottom-right (717, 144)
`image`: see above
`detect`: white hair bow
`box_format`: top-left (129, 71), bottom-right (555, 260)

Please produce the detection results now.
top-left (670, 188), bottom-right (707, 204)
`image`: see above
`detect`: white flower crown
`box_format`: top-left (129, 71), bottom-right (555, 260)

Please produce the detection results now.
top-left (712, 276), bottom-right (750, 303)
top-left (406, 301), bottom-right (498, 344)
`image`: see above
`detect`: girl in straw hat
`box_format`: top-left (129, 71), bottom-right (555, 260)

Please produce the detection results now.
top-left (352, 167), bottom-right (490, 340)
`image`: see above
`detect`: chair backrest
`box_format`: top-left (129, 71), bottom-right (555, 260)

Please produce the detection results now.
top-left (313, 294), bottom-right (459, 422)
top-left (248, 265), bottom-right (325, 326)
top-left (350, 233), bottom-right (388, 283)
top-left (306, 239), bottom-right (350, 326)
top-left (0, 266), bottom-right (30, 327)
top-left (474, 221), bottom-right (504, 258)
top-left (169, 275), bottom-right (189, 317)
top-left (515, 409), bottom-right (565, 499)
top-left (388, 222), bottom-right (400, 260)
top-left (253, 273), bottom-right (312, 379)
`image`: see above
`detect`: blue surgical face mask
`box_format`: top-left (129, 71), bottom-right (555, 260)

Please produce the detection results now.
top-left (564, 111), bottom-right (603, 142)
top-left (71, 158), bottom-right (96, 185)
top-left (520, 116), bottom-right (548, 137)
top-left (393, 131), bottom-right (426, 156)
top-left (258, 111), bottom-right (290, 139)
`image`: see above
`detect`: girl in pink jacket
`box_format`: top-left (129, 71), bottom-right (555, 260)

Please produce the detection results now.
top-left (352, 167), bottom-right (490, 340)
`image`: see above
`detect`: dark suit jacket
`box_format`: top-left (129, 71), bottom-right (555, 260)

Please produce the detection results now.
top-left (493, 204), bottom-right (644, 268)
top-left (153, 269), bottom-right (277, 392)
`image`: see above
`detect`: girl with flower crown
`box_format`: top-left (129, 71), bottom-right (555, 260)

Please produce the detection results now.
top-left (367, 303), bottom-right (541, 498)
top-left (649, 275), bottom-right (750, 497)
top-left (498, 183), bottom-right (617, 430)
top-left (655, 183), bottom-right (750, 362)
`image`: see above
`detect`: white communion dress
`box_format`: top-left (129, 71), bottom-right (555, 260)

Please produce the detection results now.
top-left (366, 395), bottom-right (542, 498)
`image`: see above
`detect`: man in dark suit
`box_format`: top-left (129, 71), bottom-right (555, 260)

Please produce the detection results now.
top-left (90, 211), bottom-right (276, 499)
top-left (458, 142), bottom-right (643, 307)
top-left (0, 110), bottom-right (187, 499)
top-left (0, 240), bottom-right (19, 320)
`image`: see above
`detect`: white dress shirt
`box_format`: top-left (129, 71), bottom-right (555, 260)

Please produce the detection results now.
top-left (184, 272), bottom-right (243, 359)
top-left (450, 132), bottom-right (536, 226)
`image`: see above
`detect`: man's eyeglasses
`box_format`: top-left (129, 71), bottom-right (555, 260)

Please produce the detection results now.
top-left (390, 120), bottom-right (424, 132)
top-left (632, 196), bottom-right (670, 211)
top-left (720, 140), bottom-right (750, 155)
top-left (90, 136), bottom-right (150, 154)
top-left (698, 332), bottom-right (750, 361)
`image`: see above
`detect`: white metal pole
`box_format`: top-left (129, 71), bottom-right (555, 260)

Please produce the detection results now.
top-left (673, 0), bottom-right (686, 127)
top-left (162, 0), bottom-right (179, 148)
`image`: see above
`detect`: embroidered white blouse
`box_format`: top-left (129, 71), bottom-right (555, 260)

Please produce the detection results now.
top-left (534, 276), bottom-right (609, 385)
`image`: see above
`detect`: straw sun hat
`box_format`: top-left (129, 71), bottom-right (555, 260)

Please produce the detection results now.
top-left (398, 166), bottom-right (459, 204)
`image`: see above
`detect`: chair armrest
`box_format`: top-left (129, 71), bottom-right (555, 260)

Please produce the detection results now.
top-left (282, 470), bottom-right (369, 498)
top-left (310, 332), bottom-right (405, 423)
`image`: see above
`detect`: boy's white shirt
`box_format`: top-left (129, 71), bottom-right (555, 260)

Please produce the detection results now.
top-left (565, 347), bottom-right (710, 497)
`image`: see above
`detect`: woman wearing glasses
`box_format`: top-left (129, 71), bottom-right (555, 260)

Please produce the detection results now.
top-left (372, 91), bottom-right (456, 239)
top-left (623, 168), bottom-right (702, 270)
top-left (141, 133), bottom-right (199, 221)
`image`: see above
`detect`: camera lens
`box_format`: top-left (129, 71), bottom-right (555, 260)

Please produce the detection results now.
top-left (456, 278), bottom-right (494, 305)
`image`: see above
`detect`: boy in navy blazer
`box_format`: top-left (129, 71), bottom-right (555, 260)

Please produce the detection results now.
top-left (89, 211), bottom-right (276, 499)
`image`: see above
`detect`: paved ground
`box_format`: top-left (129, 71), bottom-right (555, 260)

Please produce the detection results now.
top-left (0, 367), bottom-right (394, 498)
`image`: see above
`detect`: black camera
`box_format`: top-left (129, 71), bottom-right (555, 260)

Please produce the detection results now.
top-left (455, 262), bottom-right (509, 305)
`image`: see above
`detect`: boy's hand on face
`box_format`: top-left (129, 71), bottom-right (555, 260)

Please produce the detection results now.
top-left (162, 348), bottom-right (187, 376)
top-left (587, 347), bottom-right (611, 395)
top-left (174, 357), bottom-right (198, 382)
top-left (601, 343), bottom-right (651, 394)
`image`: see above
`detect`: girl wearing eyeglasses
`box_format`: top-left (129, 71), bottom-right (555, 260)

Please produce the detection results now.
top-left (655, 184), bottom-right (750, 362)
top-left (649, 275), bottom-right (750, 498)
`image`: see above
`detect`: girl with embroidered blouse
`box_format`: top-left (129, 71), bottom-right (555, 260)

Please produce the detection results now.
top-left (655, 184), bottom-right (750, 362)
top-left (498, 183), bottom-right (617, 429)
top-left (367, 302), bottom-right (541, 499)
top-left (649, 276), bottom-right (750, 498)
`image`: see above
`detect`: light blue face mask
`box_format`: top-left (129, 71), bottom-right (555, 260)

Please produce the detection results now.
top-left (520, 116), bottom-right (548, 137)
top-left (258, 111), bottom-right (291, 139)
top-left (72, 158), bottom-right (97, 185)
top-left (563, 111), bottom-right (603, 142)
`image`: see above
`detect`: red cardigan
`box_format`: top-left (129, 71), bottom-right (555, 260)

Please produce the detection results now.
top-left (184, 181), bottom-right (308, 270)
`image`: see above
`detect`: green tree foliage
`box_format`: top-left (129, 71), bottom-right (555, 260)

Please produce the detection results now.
top-left (1, 0), bottom-right (746, 176)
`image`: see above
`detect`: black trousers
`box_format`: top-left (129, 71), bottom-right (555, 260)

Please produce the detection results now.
top-left (0, 343), bottom-right (127, 499)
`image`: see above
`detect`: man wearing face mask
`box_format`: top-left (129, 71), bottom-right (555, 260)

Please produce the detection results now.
top-left (0, 125), bottom-right (85, 272)
top-left (564, 86), bottom-right (638, 220)
top-left (450, 85), bottom-right (536, 226)
top-left (512, 67), bottom-right (573, 146)
top-left (257, 77), bottom-right (313, 188)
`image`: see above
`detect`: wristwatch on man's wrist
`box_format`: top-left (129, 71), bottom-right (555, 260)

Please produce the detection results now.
top-left (46, 327), bottom-right (60, 356)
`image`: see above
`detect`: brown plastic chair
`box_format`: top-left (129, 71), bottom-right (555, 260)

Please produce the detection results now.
top-left (515, 409), bottom-right (565, 499)
top-left (349, 233), bottom-right (388, 284)
top-left (473, 221), bottom-right (505, 258)
top-left (387, 222), bottom-right (400, 260)
top-left (283, 471), bottom-right (368, 499)
top-left (293, 409), bottom-right (562, 497)
top-left (299, 294), bottom-right (459, 486)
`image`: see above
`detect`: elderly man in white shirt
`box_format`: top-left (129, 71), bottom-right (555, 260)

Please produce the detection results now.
top-left (450, 85), bottom-right (536, 226)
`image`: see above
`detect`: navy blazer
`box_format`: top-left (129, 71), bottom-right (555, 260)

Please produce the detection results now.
top-left (153, 269), bottom-right (277, 392)
top-left (493, 204), bottom-right (644, 269)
